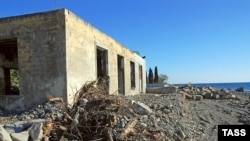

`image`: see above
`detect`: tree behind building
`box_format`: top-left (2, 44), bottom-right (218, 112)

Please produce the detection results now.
top-left (148, 68), bottom-right (154, 84)
top-left (154, 66), bottom-right (159, 83)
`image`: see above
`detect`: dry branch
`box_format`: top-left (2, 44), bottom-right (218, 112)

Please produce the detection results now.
top-left (44, 77), bottom-right (154, 140)
top-left (119, 118), bottom-right (138, 140)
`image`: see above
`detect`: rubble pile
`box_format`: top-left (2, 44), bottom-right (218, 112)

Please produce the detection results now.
top-left (1, 80), bottom-right (249, 141)
top-left (147, 83), bottom-right (243, 101)
top-left (179, 84), bottom-right (241, 100)
top-left (1, 78), bottom-right (196, 141)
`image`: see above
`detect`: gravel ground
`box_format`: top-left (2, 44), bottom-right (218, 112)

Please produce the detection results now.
top-left (1, 92), bottom-right (249, 141)
top-left (127, 92), bottom-right (250, 141)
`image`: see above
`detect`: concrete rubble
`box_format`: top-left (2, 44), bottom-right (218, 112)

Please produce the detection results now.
top-left (0, 79), bottom-right (166, 140)
top-left (179, 84), bottom-right (241, 100)
top-left (147, 84), bottom-right (241, 100)
top-left (0, 81), bottom-right (249, 141)
top-left (131, 101), bottom-right (153, 115)
top-left (0, 125), bottom-right (12, 141)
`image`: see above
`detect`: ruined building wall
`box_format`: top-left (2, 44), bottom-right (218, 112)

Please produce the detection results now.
top-left (133, 53), bottom-right (147, 94)
top-left (0, 9), bottom-right (146, 111)
top-left (0, 10), bottom-right (67, 111)
top-left (0, 43), bottom-right (18, 95)
top-left (65, 9), bottom-right (146, 104)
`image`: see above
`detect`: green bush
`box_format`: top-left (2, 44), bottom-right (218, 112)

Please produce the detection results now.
top-left (10, 69), bottom-right (19, 87)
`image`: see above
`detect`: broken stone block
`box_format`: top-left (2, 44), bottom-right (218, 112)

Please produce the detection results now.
top-left (218, 89), bottom-right (230, 96)
top-left (131, 101), bottom-right (153, 115)
top-left (182, 88), bottom-right (190, 93)
top-left (191, 95), bottom-right (203, 101)
top-left (195, 95), bottom-right (203, 100)
top-left (28, 122), bottom-right (43, 141)
top-left (211, 90), bottom-right (219, 95)
top-left (207, 86), bottom-right (215, 91)
top-left (181, 91), bottom-right (193, 99)
top-left (4, 124), bottom-right (16, 133)
top-left (0, 125), bottom-right (12, 141)
top-left (213, 94), bottom-right (220, 99)
top-left (11, 131), bottom-right (29, 141)
top-left (202, 92), bottom-right (212, 99)
top-left (227, 94), bottom-right (240, 100)
top-left (195, 88), bottom-right (200, 93)
top-left (230, 94), bottom-right (236, 99)
top-left (14, 121), bottom-right (32, 133)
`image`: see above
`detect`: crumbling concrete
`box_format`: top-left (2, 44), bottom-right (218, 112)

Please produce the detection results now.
top-left (147, 84), bottom-right (241, 101)
top-left (131, 101), bottom-right (153, 115)
top-left (0, 125), bottom-right (12, 141)
top-left (0, 9), bottom-right (146, 111)
top-left (1, 80), bottom-right (249, 141)
top-left (179, 85), bottom-right (241, 100)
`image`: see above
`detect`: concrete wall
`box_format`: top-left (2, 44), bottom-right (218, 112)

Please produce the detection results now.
top-left (0, 9), bottom-right (146, 110)
top-left (133, 53), bottom-right (147, 94)
top-left (64, 9), bottom-right (146, 104)
top-left (0, 10), bottom-right (67, 111)
top-left (147, 83), bottom-right (165, 88)
top-left (65, 10), bottom-right (97, 104)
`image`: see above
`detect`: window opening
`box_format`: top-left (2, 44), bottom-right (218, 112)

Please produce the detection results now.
top-left (139, 65), bottom-right (143, 93)
top-left (130, 61), bottom-right (135, 88)
top-left (96, 47), bottom-right (108, 78)
top-left (0, 38), bottom-right (19, 95)
top-left (117, 55), bottom-right (125, 94)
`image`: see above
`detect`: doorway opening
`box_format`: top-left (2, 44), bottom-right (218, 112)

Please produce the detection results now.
top-left (117, 55), bottom-right (125, 95)
top-left (139, 65), bottom-right (143, 93)
top-left (130, 61), bottom-right (135, 89)
top-left (96, 47), bottom-right (108, 78)
top-left (96, 46), bottom-right (109, 95)
top-left (0, 38), bottom-right (19, 95)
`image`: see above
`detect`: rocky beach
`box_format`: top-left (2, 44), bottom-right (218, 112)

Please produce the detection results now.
top-left (0, 81), bottom-right (250, 141)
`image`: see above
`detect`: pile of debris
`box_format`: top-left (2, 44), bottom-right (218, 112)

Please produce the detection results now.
top-left (179, 84), bottom-right (240, 100)
top-left (147, 84), bottom-right (241, 101)
top-left (0, 78), bottom-right (168, 141)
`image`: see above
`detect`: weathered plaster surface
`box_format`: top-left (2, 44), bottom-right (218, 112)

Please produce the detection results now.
top-left (0, 9), bottom-right (146, 111)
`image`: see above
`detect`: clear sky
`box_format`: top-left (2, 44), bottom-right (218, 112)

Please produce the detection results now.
top-left (1, 0), bottom-right (249, 84)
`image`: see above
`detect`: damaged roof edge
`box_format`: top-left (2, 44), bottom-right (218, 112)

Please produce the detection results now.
top-left (0, 8), bottom-right (145, 59)
top-left (64, 9), bottom-right (145, 59)
top-left (0, 8), bottom-right (66, 22)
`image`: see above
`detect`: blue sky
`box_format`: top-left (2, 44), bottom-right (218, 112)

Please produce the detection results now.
top-left (1, 0), bottom-right (249, 84)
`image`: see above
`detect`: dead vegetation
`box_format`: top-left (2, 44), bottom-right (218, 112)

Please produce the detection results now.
top-left (44, 77), bottom-right (159, 141)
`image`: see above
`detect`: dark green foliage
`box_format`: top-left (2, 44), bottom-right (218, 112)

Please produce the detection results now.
top-left (10, 69), bottom-right (19, 87)
top-left (154, 66), bottom-right (159, 83)
top-left (148, 68), bottom-right (153, 84)
top-left (9, 69), bottom-right (19, 95)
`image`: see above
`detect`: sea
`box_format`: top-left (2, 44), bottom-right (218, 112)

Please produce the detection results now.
top-left (188, 82), bottom-right (250, 92)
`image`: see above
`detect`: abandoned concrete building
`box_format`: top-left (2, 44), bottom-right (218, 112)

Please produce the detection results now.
top-left (0, 9), bottom-right (146, 111)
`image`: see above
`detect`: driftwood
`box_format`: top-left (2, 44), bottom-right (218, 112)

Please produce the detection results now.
top-left (119, 118), bottom-right (137, 140)
top-left (43, 121), bottom-right (53, 137)
top-left (47, 96), bottom-right (64, 103)
top-left (43, 77), bottom-right (157, 140)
